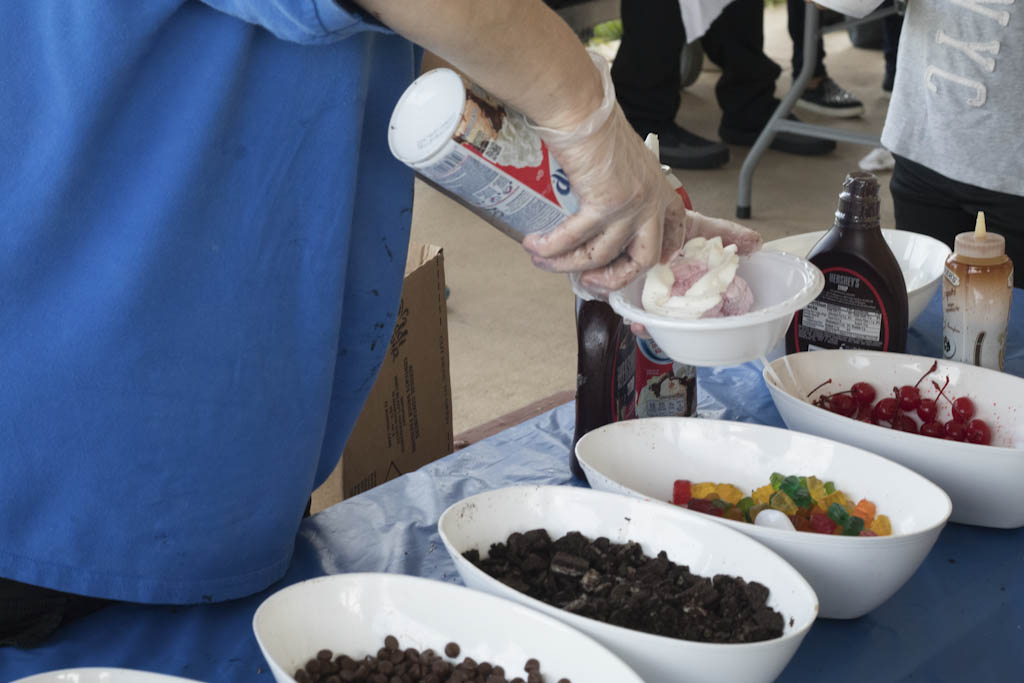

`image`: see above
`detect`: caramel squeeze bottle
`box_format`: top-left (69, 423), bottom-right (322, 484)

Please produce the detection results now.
top-left (942, 211), bottom-right (1014, 371)
top-left (786, 172), bottom-right (908, 354)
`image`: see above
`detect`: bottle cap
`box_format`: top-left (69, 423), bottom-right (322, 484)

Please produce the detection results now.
top-left (834, 171), bottom-right (880, 228)
top-left (955, 211), bottom-right (1006, 259)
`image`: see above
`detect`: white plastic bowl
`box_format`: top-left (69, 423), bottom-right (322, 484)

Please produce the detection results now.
top-left (608, 250), bottom-right (823, 367)
top-left (762, 229), bottom-right (950, 326)
top-left (12, 671), bottom-right (201, 683)
top-left (252, 572), bottom-right (643, 683)
top-left (438, 485), bottom-right (818, 683)
top-left (764, 349), bottom-right (1024, 528)
top-left (574, 417), bottom-right (951, 619)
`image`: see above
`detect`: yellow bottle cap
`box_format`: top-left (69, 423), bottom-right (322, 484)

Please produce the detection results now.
top-left (954, 211), bottom-right (1005, 259)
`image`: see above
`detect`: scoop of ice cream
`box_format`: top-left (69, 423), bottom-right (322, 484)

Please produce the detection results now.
top-left (642, 236), bottom-right (754, 319)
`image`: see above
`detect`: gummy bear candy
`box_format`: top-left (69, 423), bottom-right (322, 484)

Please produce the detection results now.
top-left (852, 499), bottom-right (876, 525)
top-left (826, 502), bottom-right (849, 526)
top-left (769, 490), bottom-right (799, 516)
top-left (715, 483), bottom-right (744, 505)
top-left (691, 482), bottom-right (717, 499)
top-left (770, 472), bottom-right (784, 491)
top-left (752, 484), bottom-right (774, 505)
top-left (842, 515), bottom-right (865, 536)
top-left (806, 476), bottom-right (828, 504)
top-left (723, 506), bottom-right (745, 522)
top-left (809, 511), bottom-right (837, 535)
top-left (824, 481), bottom-right (836, 495)
top-left (870, 514), bottom-right (892, 536)
top-left (673, 480), bottom-right (691, 506)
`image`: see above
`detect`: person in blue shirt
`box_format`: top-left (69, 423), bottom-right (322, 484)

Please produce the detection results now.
top-left (0, 0), bottom-right (759, 648)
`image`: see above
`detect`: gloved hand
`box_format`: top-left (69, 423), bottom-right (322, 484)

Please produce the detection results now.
top-left (522, 51), bottom-right (680, 296)
top-left (523, 52), bottom-right (761, 296)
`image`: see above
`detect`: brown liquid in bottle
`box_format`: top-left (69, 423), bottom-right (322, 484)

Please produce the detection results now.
top-left (786, 172), bottom-right (908, 353)
top-left (572, 300), bottom-right (696, 480)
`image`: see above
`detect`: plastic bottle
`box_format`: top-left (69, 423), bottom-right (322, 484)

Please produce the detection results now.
top-left (942, 212), bottom-right (1014, 371)
top-left (786, 172), bottom-right (908, 354)
top-left (571, 301), bottom-right (696, 480)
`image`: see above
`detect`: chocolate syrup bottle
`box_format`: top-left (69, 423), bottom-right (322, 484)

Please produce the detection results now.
top-left (571, 300), bottom-right (636, 480)
top-left (571, 300), bottom-right (696, 480)
top-left (786, 172), bottom-right (908, 354)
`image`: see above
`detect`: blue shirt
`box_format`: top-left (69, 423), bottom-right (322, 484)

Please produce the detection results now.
top-left (0, 1), bottom-right (417, 603)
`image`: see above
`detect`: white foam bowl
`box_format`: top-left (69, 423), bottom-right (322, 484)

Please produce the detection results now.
top-left (765, 349), bottom-right (1024, 528)
top-left (763, 229), bottom-right (950, 326)
top-left (608, 250), bottom-right (823, 367)
top-left (574, 417), bottom-right (951, 619)
top-left (438, 485), bottom-right (818, 683)
top-left (252, 572), bottom-right (643, 683)
top-left (12, 671), bottom-right (201, 683)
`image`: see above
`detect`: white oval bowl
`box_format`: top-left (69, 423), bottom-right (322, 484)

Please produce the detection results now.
top-left (438, 485), bottom-right (818, 683)
top-left (574, 417), bottom-right (951, 619)
top-left (608, 250), bottom-right (824, 367)
top-left (252, 572), bottom-right (643, 683)
top-left (762, 229), bottom-right (950, 326)
top-left (764, 349), bottom-right (1024, 527)
top-left (12, 671), bottom-right (201, 683)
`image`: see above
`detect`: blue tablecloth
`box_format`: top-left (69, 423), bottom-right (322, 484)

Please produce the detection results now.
top-left (5, 291), bottom-right (1024, 682)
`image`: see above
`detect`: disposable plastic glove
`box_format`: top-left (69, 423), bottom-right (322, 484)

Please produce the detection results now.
top-left (522, 51), bottom-right (679, 294)
top-left (523, 52), bottom-right (761, 296)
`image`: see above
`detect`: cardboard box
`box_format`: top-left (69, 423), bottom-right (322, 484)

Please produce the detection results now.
top-left (310, 242), bottom-right (454, 512)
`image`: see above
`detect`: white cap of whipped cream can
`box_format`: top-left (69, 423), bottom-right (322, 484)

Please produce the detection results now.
top-left (388, 68), bottom-right (579, 242)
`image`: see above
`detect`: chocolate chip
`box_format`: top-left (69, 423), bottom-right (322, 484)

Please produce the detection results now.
top-left (297, 636), bottom-right (567, 682)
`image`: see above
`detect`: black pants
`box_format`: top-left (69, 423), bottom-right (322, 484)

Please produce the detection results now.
top-left (891, 155), bottom-right (1024, 288)
top-left (789, 0), bottom-right (904, 80)
top-left (612, 0), bottom-right (781, 132)
top-left (787, 0), bottom-right (827, 80)
top-left (1, 578), bottom-right (112, 649)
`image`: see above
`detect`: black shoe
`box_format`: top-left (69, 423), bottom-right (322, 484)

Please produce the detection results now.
top-left (628, 119), bottom-right (730, 170)
top-left (796, 78), bottom-right (865, 118)
top-left (718, 115), bottom-right (836, 157)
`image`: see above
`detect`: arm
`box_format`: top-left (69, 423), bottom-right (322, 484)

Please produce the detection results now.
top-left (348, 0), bottom-right (603, 131)
top-left (351, 0), bottom-right (760, 293)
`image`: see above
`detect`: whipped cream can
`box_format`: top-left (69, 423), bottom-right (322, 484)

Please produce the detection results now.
top-left (388, 68), bottom-right (579, 242)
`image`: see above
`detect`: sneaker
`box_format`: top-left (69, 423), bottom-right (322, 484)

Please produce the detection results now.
top-left (629, 118), bottom-right (730, 170)
top-left (718, 115), bottom-right (836, 157)
top-left (796, 78), bottom-right (865, 118)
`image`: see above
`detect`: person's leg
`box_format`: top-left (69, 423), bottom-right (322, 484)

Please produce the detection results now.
top-left (880, 1), bottom-right (903, 94)
top-left (611, 0), bottom-right (729, 169)
top-left (787, 0), bottom-right (825, 81)
top-left (788, 1), bottom-right (864, 117)
top-left (702, 0), bottom-right (780, 132)
top-left (703, 0), bottom-right (834, 155)
top-left (611, 0), bottom-right (684, 125)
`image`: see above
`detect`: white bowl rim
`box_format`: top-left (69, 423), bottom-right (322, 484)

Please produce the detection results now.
top-left (763, 350), bottom-right (1024, 457)
top-left (11, 670), bottom-right (202, 683)
top-left (608, 251), bottom-right (825, 331)
top-left (438, 484), bottom-right (819, 651)
top-left (252, 572), bottom-right (646, 680)
top-left (763, 229), bottom-right (952, 298)
top-left (574, 417), bottom-right (953, 544)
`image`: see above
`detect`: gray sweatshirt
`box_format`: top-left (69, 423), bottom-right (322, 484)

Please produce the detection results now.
top-left (881, 0), bottom-right (1024, 197)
